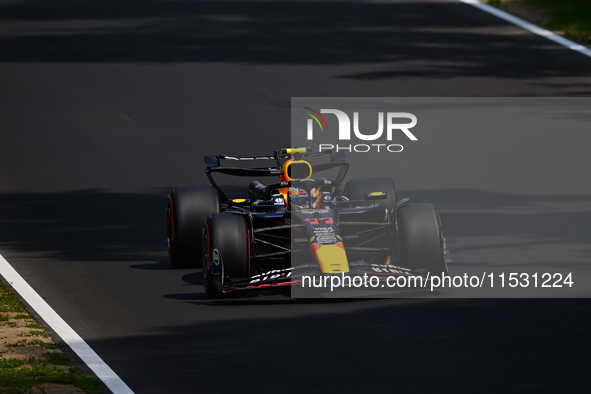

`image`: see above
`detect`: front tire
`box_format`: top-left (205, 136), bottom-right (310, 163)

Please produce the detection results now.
top-left (203, 212), bottom-right (250, 298)
top-left (166, 186), bottom-right (220, 268)
top-left (397, 203), bottom-right (447, 274)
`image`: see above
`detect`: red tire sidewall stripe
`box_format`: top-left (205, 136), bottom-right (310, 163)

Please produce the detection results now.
top-left (247, 226), bottom-right (251, 275)
top-left (167, 195), bottom-right (175, 260)
top-left (203, 221), bottom-right (211, 291)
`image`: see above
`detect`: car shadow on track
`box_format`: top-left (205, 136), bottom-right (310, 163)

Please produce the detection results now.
top-left (164, 270), bottom-right (370, 305)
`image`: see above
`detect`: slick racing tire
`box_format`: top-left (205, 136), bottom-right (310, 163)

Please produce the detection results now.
top-left (203, 212), bottom-right (250, 298)
top-left (343, 177), bottom-right (398, 212)
top-left (397, 203), bottom-right (448, 275)
top-left (166, 186), bottom-right (220, 268)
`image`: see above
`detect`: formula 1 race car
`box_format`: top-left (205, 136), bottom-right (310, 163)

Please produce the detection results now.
top-left (166, 148), bottom-right (451, 298)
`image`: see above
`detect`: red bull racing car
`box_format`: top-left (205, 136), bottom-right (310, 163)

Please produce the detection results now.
top-left (166, 148), bottom-right (451, 298)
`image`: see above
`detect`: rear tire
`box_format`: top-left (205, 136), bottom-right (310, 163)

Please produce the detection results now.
top-left (203, 212), bottom-right (250, 298)
top-left (166, 186), bottom-right (220, 268)
top-left (343, 177), bottom-right (398, 211)
top-left (397, 203), bottom-right (447, 274)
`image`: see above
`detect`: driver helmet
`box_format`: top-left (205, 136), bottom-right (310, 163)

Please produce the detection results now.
top-left (288, 187), bottom-right (312, 210)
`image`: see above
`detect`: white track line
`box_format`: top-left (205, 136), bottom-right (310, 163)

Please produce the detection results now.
top-left (0, 253), bottom-right (134, 394)
top-left (459, 0), bottom-right (591, 58)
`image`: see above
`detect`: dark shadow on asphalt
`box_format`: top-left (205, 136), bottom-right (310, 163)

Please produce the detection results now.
top-left (0, 0), bottom-right (590, 80)
top-left (85, 297), bottom-right (591, 394)
top-left (0, 190), bottom-right (166, 262)
top-left (0, 188), bottom-right (589, 262)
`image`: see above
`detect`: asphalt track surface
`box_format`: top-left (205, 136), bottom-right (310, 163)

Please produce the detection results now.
top-left (0, 0), bottom-right (590, 393)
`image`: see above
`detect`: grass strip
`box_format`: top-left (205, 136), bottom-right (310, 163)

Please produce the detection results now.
top-left (0, 281), bottom-right (102, 393)
top-left (0, 364), bottom-right (102, 394)
top-left (487, 0), bottom-right (591, 44)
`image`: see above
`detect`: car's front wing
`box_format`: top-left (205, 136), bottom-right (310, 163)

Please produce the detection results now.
top-left (222, 252), bottom-right (452, 293)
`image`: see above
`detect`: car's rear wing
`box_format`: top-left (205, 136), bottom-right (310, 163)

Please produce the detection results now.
top-left (205, 147), bottom-right (346, 168)
top-left (204, 148), bottom-right (349, 203)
